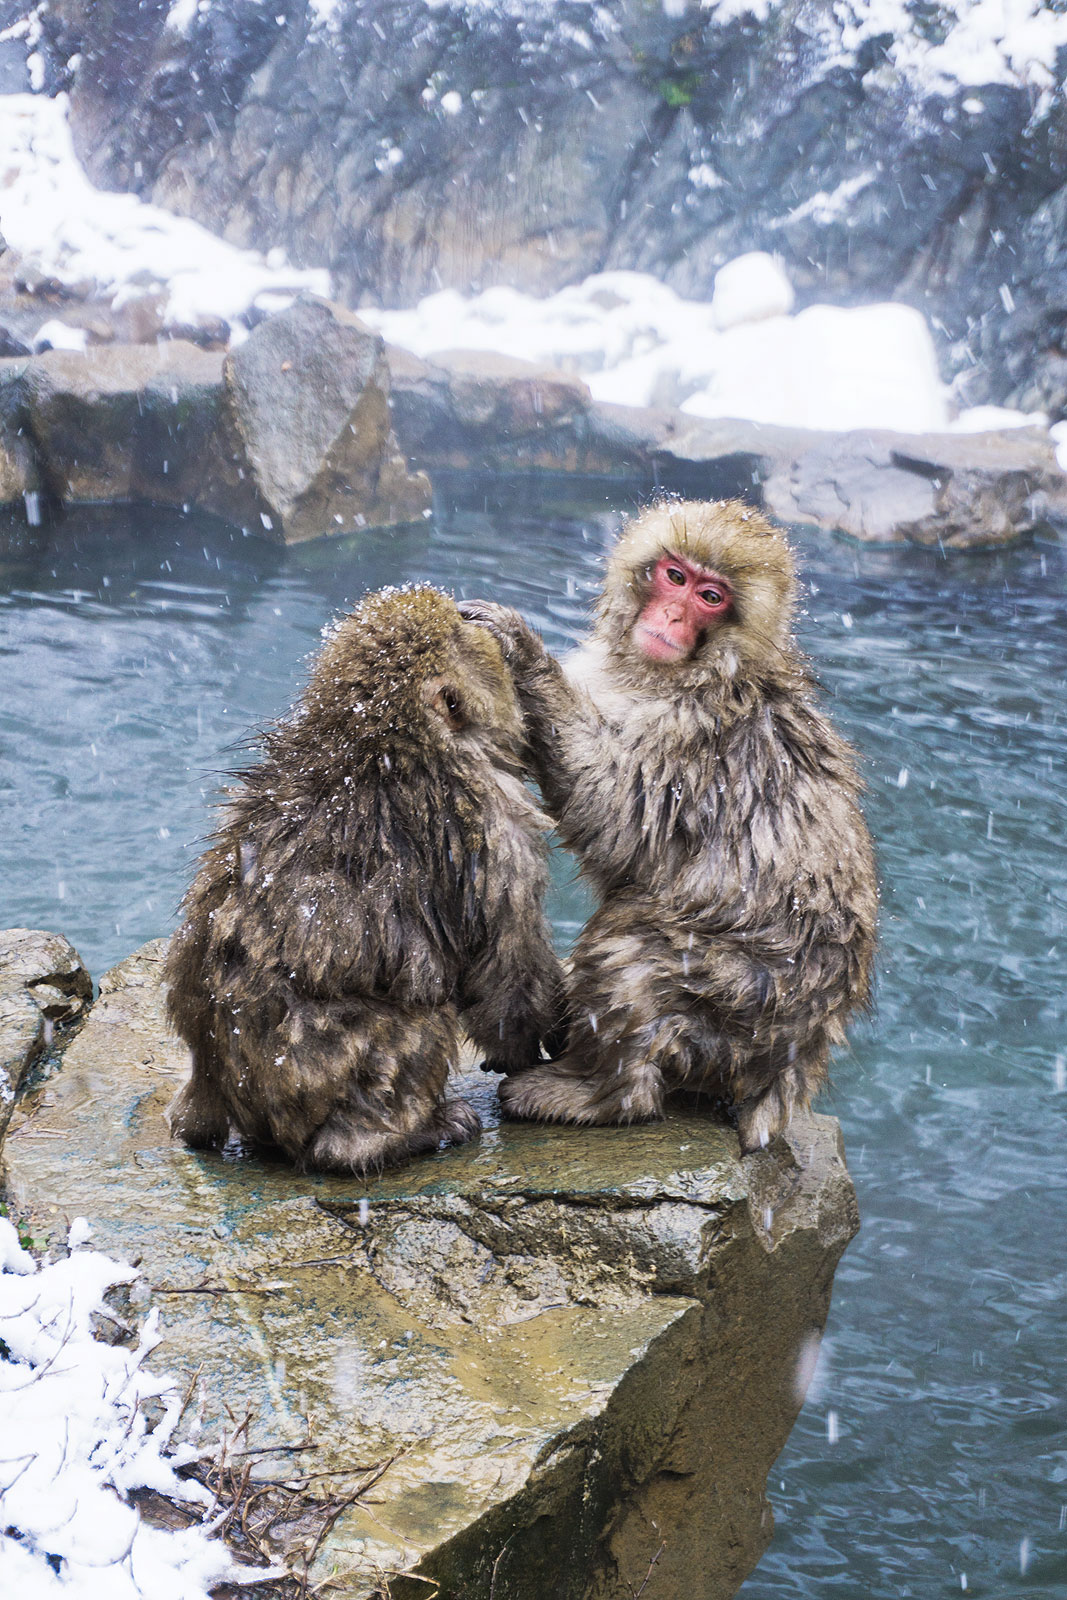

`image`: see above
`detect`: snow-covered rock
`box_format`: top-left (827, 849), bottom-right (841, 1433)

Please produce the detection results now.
top-left (366, 273), bottom-right (954, 434)
top-left (710, 252), bottom-right (795, 332)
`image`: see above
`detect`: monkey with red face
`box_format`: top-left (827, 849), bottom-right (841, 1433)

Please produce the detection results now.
top-left (462, 499), bottom-right (877, 1152)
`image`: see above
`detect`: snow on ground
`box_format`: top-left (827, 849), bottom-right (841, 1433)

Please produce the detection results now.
top-left (362, 260), bottom-right (1046, 437)
top-left (0, 92), bottom-right (329, 339)
top-left (0, 1216), bottom-right (271, 1598)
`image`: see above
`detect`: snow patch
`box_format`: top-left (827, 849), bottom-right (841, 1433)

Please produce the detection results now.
top-left (0, 93), bottom-right (330, 340)
top-left (838, 0), bottom-right (1067, 101)
top-left (780, 171), bottom-right (878, 227)
top-left (164, 0), bottom-right (202, 34)
top-left (307, 0), bottom-right (345, 34)
top-left (362, 265), bottom-right (960, 432)
top-left (33, 317), bottom-right (88, 352)
top-left (951, 404), bottom-right (1049, 432)
top-left (0, 1217), bottom-right (274, 1596)
top-left (691, 0), bottom-right (1067, 98)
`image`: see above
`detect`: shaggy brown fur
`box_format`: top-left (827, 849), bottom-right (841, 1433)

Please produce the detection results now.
top-left (462, 500), bottom-right (877, 1152)
top-left (166, 584), bottom-right (566, 1175)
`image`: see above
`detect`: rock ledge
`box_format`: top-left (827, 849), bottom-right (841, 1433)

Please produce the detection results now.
top-left (4, 939), bottom-right (858, 1599)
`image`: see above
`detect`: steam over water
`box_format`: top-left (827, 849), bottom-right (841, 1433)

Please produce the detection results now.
top-left (1, 482), bottom-right (1065, 1594)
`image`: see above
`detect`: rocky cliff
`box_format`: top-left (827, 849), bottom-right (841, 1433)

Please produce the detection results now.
top-left (27, 0), bottom-right (1067, 417)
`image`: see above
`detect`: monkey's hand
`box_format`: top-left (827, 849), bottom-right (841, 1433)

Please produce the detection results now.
top-left (458, 600), bottom-right (546, 673)
top-left (478, 1015), bottom-right (569, 1075)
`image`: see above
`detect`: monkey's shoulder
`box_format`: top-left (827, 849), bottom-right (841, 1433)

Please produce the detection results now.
top-left (194, 750), bottom-right (547, 900)
top-left (755, 683), bottom-right (865, 790)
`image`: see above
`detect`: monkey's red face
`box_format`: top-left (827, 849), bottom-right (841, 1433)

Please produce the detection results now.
top-left (635, 554), bottom-right (734, 662)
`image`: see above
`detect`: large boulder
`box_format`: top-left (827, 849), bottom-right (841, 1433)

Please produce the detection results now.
top-left (0, 928), bottom-right (91, 1144)
top-left (387, 346), bottom-right (599, 474)
top-left (7, 340), bottom-right (227, 507)
top-left (4, 938), bottom-right (858, 1599)
top-left (204, 298), bottom-right (430, 543)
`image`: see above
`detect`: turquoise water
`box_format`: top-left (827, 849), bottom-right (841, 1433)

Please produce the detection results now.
top-left (1, 483), bottom-right (1065, 1595)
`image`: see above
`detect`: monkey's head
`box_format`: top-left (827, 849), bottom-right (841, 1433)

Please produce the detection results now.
top-left (598, 500), bottom-right (797, 688)
top-left (305, 585), bottom-right (524, 770)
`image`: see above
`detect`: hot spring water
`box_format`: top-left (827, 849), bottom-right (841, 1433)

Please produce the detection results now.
top-left (1, 481), bottom-right (1064, 1596)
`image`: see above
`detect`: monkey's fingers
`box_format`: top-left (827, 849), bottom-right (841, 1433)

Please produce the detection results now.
top-left (457, 599), bottom-right (511, 623)
top-left (457, 600), bottom-right (530, 661)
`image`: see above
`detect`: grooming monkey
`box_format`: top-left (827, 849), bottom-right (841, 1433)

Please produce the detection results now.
top-left (166, 585), bottom-right (565, 1175)
top-left (462, 500), bottom-right (877, 1153)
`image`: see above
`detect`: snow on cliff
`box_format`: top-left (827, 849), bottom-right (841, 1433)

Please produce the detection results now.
top-left (0, 92), bottom-right (329, 337)
top-left (0, 91), bottom-right (1049, 437)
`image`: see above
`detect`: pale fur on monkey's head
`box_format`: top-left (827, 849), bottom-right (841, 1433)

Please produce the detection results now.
top-left (596, 499), bottom-right (798, 688)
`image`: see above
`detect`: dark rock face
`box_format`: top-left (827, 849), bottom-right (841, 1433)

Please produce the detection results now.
top-left (36, 0), bottom-right (1067, 415)
top-left (4, 937), bottom-right (859, 1599)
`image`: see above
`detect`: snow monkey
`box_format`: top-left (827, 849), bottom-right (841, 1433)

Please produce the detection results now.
top-left (461, 500), bottom-right (877, 1153)
top-left (165, 585), bottom-right (566, 1175)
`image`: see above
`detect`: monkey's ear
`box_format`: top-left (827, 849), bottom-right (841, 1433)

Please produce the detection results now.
top-left (424, 677), bottom-right (467, 732)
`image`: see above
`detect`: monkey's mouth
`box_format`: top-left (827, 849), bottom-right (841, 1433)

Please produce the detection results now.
top-left (638, 623), bottom-right (688, 660)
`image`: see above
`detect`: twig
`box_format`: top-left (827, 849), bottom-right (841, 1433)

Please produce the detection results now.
top-left (281, 1256), bottom-right (356, 1269)
top-left (152, 1280), bottom-right (284, 1297)
top-left (489, 1533), bottom-right (515, 1600)
top-left (630, 1539), bottom-right (667, 1598)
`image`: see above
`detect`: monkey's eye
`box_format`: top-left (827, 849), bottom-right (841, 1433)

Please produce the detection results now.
top-left (666, 566), bottom-right (687, 586)
top-left (428, 681), bottom-right (466, 731)
top-left (699, 588), bottom-right (725, 607)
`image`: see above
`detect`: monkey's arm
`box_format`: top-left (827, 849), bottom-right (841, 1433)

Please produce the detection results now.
top-left (459, 600), bottom-right (602, 818)
top-left (457, 772), bottom-right (568, 1071)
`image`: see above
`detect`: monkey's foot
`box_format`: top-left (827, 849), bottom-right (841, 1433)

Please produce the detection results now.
top-left (435, 1097), bottom-right (482, 1147)
top-left (167, 1081), bottom-right (231, 1151)
top-left (736, 1078), bottom-right (804, 1154)
top-left (498, 1060), bottom-right (664, 1126)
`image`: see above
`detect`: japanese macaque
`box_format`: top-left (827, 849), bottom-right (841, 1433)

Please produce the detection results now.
top-left (165, 585), bottom-right (566, 1175)
top-left (461, 500), bottom-right (877, 1153)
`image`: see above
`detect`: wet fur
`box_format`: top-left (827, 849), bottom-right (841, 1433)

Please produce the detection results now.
top-left (166, 585), bottom-right (565, 1175)
top-left (462, 500), bottom-right (877, 1152)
